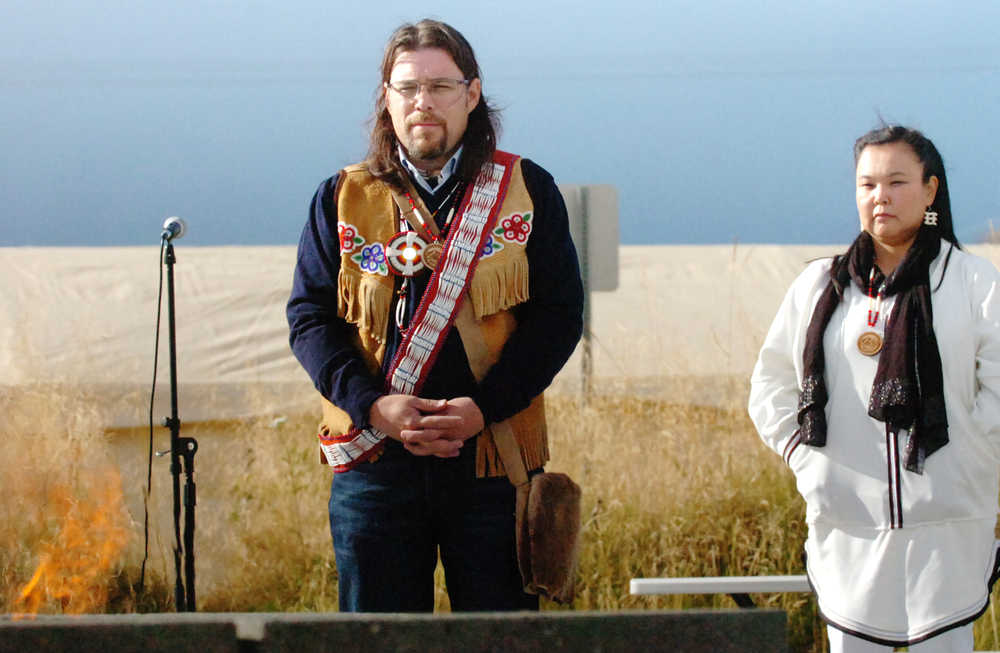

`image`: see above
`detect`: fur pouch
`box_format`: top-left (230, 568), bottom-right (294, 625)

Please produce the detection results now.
top-left (515, 472), bottom-right (582, 604)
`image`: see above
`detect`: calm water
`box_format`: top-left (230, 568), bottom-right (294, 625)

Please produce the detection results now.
top-left (3, 59), bottom-right (999, 246)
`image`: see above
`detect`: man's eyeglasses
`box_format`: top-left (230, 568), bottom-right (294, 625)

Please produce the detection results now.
top-left (385, 78), bottom-right (470, 106)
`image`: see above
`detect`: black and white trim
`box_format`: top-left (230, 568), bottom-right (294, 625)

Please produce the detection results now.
top-left (886, 427), bottom-right (904, 529)
top-left (783, 429), bottom-right (803, 466)
top-left (819, 541), bottom-right (1000, 647)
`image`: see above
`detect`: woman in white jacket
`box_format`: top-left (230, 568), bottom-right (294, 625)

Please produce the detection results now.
top-left (749, 125), bottom-right (1000, 653)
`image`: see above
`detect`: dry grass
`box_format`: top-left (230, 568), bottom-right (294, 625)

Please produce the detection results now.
top-left (4, 381), bottom-right (1000, 652)
top-left (544, 388), bottom-right (825, 653)
top-left (1, 385), bottom-right (137, 613)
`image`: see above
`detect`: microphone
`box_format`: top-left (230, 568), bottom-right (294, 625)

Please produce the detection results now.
top-left (161, 216), bottom-right (187, 242)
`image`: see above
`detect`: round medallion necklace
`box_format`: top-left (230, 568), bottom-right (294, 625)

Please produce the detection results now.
top-left (857, 266), bottom-right (885, 356)
top-left (401, 182), bottom-right (463, 271)
top-left (393, 183), bottom-right (464, 332)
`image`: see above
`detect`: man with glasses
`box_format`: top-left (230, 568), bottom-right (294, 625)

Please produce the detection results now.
top-left (287, 19), bottom-right (583, 612)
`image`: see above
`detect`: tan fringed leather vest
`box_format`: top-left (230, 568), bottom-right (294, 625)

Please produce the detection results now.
top-left (318, 153), bottom-right (549, 477)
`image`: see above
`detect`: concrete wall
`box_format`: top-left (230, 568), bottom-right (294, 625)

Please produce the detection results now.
top-left (1, 610), bottom-right (787, 653)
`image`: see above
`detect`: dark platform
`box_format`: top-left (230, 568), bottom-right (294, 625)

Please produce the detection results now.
top-left (1, 609), bottom-right (787, 653)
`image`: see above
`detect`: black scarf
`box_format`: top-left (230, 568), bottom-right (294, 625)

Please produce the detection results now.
top-left (797, 229), bottom-right (949, 474)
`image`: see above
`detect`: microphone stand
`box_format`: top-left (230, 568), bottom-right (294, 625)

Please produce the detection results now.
top-left (162, 238), bottom-right (198, 612)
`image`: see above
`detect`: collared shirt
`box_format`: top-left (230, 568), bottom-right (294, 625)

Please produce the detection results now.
top-left (398, 145), bottom-right (463, 194)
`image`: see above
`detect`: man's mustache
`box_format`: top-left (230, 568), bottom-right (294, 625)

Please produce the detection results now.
top-left (406, 113), bottom-right (445, 127)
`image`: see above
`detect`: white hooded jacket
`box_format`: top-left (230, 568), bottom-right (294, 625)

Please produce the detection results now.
top-left (749, 242), bottom-right (1000, 645)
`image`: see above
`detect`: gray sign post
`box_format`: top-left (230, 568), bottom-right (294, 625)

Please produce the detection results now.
top-left (558, 184), bottom-right (619, 398)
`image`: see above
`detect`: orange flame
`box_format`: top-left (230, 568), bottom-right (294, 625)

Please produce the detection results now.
top-left (14, 469), bottom-right (131, 617)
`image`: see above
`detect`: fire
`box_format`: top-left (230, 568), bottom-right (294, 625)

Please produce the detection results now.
top-left (14, 468), bottom-right (131, 617)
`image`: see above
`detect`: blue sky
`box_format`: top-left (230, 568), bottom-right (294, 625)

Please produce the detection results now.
top-left (2, 1), bottom-right (999, 245)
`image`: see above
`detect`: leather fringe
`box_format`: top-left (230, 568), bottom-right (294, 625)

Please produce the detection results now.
top-left (469, 258), bottom-right (530, 319)
top-left (476, 405), bottom-right (550, 477)
top-left (338, 269), bottom-right (392, 343)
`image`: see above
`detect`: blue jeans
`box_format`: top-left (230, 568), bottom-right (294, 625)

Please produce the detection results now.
top-left (329, 439), bottom-right (539, 612)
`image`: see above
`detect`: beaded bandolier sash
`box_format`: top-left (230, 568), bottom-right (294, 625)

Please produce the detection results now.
top-left (318, 150), bottom-right (548, 477)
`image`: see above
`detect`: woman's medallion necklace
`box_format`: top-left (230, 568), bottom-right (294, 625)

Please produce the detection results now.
top-left (857, 266), bottom-right (885, 356)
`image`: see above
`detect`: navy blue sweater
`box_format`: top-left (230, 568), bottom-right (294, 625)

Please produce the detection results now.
top-left (287, 158), bottom-right (583, 429)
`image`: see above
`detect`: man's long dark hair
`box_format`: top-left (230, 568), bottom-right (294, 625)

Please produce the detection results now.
top-left (366, 19), bottom-right (500, 189)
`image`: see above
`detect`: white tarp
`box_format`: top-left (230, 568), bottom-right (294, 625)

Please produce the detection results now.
top-left (4, 244), bottom-right (999, 426)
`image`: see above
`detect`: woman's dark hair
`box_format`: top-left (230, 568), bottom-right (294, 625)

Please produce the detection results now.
top-left (366, 19), bottom-right (500, 190)
top-left (853, 124), bottom-right (960, 249)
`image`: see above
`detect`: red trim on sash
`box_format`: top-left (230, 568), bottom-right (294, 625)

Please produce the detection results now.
top-left (319, 428), bottom-right (384, 466)
top-left (323, 150), bottom-right (518, 473)
top-left (385, 150), bottom-right (517, 393)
